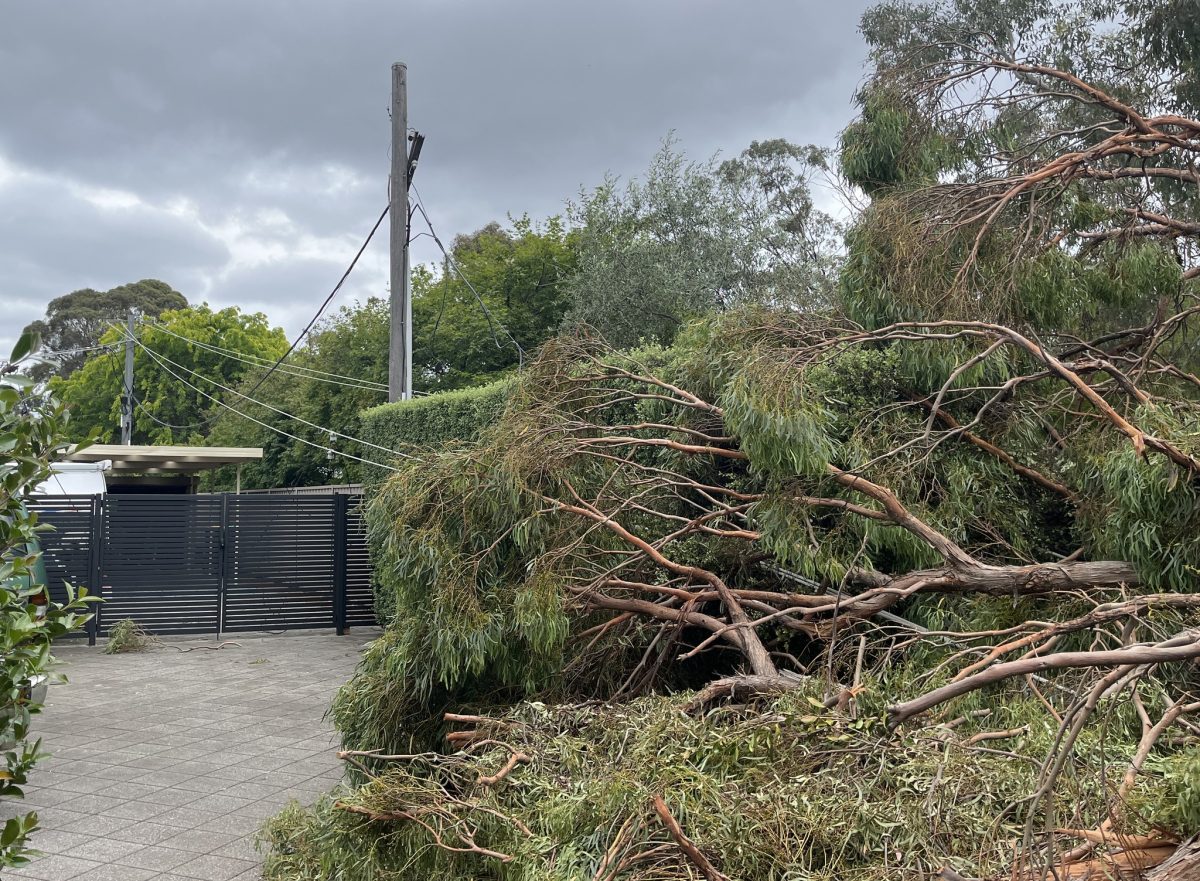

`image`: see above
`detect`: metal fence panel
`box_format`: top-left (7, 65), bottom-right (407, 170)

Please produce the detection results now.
top-left (345, 498), bottom-right (376, 628)
top-left (223, 495), bottom-right (337, 632)
top-left (31, 492), bottom-right (377, 637)
top-left (27, 495), bottom-right (97, 641)
top-left (101, 495), bottom-right (224, 634)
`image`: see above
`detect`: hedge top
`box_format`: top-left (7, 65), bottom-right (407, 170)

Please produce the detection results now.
top-left (359, 379), bottom-right (510, 468)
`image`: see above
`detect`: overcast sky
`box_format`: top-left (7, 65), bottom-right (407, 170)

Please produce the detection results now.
top-left (0, 1), bottom-right (873, 357)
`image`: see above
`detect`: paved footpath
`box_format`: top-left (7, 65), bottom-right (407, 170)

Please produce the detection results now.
top-left (3, 630), bottom-right (377, 881)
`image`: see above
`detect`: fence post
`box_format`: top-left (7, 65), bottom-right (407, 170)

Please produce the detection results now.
top-left (333, 494), bottom-right (348, 635)
top-left (87, 495), bottom-right (103, 646)
top-left (218, 493), bottom-right (229, 636)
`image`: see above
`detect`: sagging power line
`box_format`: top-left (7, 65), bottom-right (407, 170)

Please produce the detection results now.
top-left (132, 335), bottom-right (417, 472)
top-left (142, 322), bottom-right (390, 393)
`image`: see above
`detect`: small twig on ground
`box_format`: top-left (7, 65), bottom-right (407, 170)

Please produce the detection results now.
top-left (167, 641), bottom-right (242, 652)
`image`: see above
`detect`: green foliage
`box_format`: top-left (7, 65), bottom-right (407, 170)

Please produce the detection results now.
top-left (358, 432), bottom-right (567, 715)
top-left (840, 197), bottom-right (1187, 331)
top-left (412, 217), bottom-right (579, 393)
top-left (839, 88), bottom-right (956, 194)
top-left (358, 380), bottom-right (509, 479)
top-left (55, 303), bottom-right (287, 445)
top-left (565, 139), bottom-right (841, 348)
top-left (1085, 431), bottom-right (1200, 592)
top-left (103, 618), bottom-right (160, 654)
top-left (204, 299), bottom-right (391, 490)
top-left (1139, 746), bottom-right (1200, 833)
top-left (0, 333), bottom-right (99, 868)
top-left (22, 279), bottom-right (187, 381)
top-left (841, 1), bottom-right (1200, 331)
top-left (262, 689), bottom-right (1110, 881)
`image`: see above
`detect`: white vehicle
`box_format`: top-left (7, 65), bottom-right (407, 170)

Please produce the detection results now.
top-left (33, 460), bottom-right (110, 496)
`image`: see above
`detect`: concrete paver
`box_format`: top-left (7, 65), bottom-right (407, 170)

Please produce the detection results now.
top-left (3, 631), bottom-right (376, 880)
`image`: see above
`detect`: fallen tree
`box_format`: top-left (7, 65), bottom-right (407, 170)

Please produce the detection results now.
top-left (265, 2), bottom-right (1200, 877)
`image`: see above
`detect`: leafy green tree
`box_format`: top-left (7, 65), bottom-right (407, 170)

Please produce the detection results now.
top-left (412, 216), bottom-right (578, 392)
top-left (22, 280), bottom-right (187, 381)
top-left (55, 304), bottom-right (287, 445)
top-left (564, 138), bottom-right (841, 348)
top-left (0, 332), bottom-right (98, 869)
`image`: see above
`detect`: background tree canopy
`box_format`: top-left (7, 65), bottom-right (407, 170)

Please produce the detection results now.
top-left (21, 279), bottom-right (186, 381)
top-left (412, 215), bottom-right (578, 392)
top-left (55, 303), bottom-right (286, 445)
top-left (563, 138), bottom-right (841, 348)
top-left (203, 299), bottom-right (391, 490)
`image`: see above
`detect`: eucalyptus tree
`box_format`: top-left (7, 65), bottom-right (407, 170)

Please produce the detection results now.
top-left (22, 280), bottom-right (187, 381)
top-left (347, 5), bottom-right (1200, 879)
top-left (564, 138), bottom-right (842, 348)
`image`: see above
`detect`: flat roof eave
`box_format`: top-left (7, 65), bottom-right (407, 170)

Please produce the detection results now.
top-left (65, 444), bottom-right (263, 472)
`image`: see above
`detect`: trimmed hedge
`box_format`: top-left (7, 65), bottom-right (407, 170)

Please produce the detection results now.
top-left (359, 380), bottom-right (511, 623)
top-left (358, 379), bottom-right (510, 481)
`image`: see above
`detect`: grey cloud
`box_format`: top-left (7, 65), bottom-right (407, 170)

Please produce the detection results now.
top-left (210, 252), bottom-right (387, 333)
top-left (0, 172), bottom-right (229, 338)
top-left (0, 0), bottom-right (873, 354)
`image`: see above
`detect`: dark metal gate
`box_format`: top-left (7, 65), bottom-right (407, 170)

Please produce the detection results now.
top-left (104, 495), bottom-right (224, 635)
top-left (30, 492), bottom-right (377, 642)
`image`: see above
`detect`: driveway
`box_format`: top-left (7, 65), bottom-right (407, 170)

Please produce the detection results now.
top-left (3, 630), bottom-right (377, 881)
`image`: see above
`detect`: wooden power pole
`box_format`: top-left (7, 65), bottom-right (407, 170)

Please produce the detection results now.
top-left (388, 62), bottom-right (411, 403)
top-left (121, 309), bottom-right (135, 444)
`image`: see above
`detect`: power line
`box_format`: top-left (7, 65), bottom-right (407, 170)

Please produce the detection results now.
top-left (409, 184), bottom-right (526, 363)
top-left (109, 205), bottom-right (392, 434)
top-left (133, 391), bottom-right (214, 432)
top-left (239, 203), bottom-right (391, 401)
top-left (43, 342), bottom-right (120, 359)
top-left (142, 321), bottom-right (389, 393)
top-left (134, 337), bottom-right (417, 462)
top-left (134, 343), bottom-right (411, 474)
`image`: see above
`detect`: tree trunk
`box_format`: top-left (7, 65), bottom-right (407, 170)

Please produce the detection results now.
top-left (1146, 835), bottom-right (1200, 880)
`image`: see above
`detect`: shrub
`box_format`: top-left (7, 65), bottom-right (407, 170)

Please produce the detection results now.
top-left (358, 380), bottom-right (510, 483)
top-left (0, 331), bottom-right (99, 868)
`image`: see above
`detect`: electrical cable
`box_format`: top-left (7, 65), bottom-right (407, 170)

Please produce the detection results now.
top-left (105, 324), bottom-right (220, 433)
top-left (132, 342), bottom-right (409, 474)
top-left (107, 204), bottom-right (391, 433)
top-left (141, 321), bottom-right (389, 393)
top-left (132, 336), bottom-right (416, 462)
top-left (240, 203), bottom-right (391, 400)
top-left (42, 342), bottom-right (120, 359)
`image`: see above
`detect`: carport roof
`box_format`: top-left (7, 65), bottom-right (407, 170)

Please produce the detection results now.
top-left (65, 444), bottom-right (263, 475)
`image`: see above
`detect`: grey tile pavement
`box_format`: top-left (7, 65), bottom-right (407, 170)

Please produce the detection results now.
top-left (3, 630), bottom-right (377, 880)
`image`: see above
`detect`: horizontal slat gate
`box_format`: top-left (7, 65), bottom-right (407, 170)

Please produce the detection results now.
top-left (223, 496), bottom-right (337, 631)
top-left (31, 492), bottom-right (376, 638)
top-left (102, 495), bottom-right (223, 634)
top-left (27, 496), bottom-right (97, 637)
